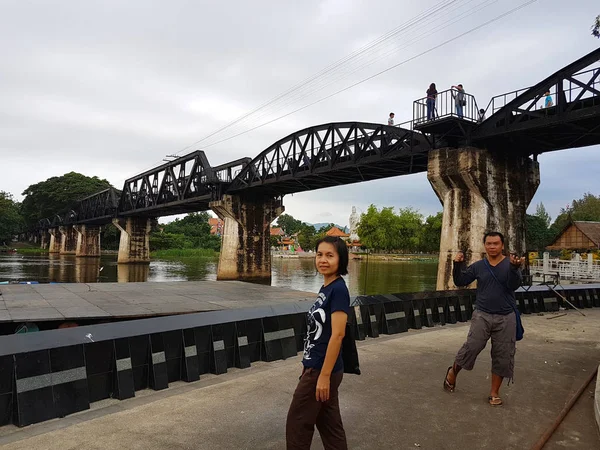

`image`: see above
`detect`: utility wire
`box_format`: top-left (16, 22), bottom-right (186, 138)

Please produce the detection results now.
top-left (194, 0), bottom-right (538, 151)
top-left (198, 0), bottom-right (497, 149)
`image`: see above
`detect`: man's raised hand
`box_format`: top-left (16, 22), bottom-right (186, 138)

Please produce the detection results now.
top-left (509, 253), bottom-right (526, 267)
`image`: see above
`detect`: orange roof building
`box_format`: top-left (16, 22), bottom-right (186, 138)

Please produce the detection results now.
top-left (208, 217), bottom-right (224, 235)
top-left (326, 226), bottom-right (349, 238)
top-left (270, 227), bottom-right (285, 236)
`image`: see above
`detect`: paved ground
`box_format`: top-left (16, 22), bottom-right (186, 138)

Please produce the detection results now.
top-left (0, 281), bottom-right (314, 322)
top-left (0, 309), bottom-right (599, 450)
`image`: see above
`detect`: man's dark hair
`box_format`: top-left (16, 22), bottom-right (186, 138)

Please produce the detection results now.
top-left (315, 236), bottom-right (349, 276)
top-left (483, 231), bottom-right (505, 244)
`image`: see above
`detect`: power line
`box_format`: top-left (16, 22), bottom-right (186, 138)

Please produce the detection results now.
top-left (135, 0), bottom-right (471, 173)
top-left (173, 0), bottom-right (464, 154)
top-left (194, 0), bottom-right (538, 151)
top-left (198, 0), bottom-right (497, 149)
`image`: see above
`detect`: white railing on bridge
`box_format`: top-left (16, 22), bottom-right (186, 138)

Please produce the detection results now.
top-left (530, 253), bottom-right (600, 282)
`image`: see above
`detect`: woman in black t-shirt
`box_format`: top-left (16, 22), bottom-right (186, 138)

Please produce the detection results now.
top-left (426, 83), bottom-right (438, 120)
top-left (286, 236), bottom-right (350, 450)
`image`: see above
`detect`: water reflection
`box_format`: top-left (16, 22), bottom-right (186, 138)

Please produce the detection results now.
top-left (0, 253), bottom-right (438, 296)
top-left (117, 264), bottom-right (150, 283)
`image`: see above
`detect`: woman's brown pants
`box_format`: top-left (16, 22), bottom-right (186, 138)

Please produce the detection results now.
top-left (286, 368), bottom-right (347, 450)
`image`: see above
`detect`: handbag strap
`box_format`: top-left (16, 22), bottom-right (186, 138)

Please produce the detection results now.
top-left (484, 258), bottom-right (518, 312)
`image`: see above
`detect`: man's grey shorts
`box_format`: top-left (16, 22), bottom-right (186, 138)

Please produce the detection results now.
top-left (455, 309), bottom-right (516, 379)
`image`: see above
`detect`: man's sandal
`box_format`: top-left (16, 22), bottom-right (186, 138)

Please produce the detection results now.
top-left (488, 396), bottom-right (503, 406)
top-left (443, 366), bottom-right (455, 393)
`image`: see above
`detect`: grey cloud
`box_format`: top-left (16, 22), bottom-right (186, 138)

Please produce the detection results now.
top-left (1, 0), bottom-right (598, 228)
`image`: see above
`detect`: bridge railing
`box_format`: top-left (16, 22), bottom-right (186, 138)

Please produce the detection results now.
top-left (482, 65), bottom-right (600, 118)
top-left (530, 258), bottom-right (600, 282)
top-left (413, 89), bottom-right (480, 125)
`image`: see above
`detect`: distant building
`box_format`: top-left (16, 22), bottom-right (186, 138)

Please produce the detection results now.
top-left (270, 227), bottom-right (285, 238)
top-left (325, 226), bottom-right (350, 238)
top-left (209, 218), bottom-right (224, 236)
top-left (546, 221), bottom-right (600, 251)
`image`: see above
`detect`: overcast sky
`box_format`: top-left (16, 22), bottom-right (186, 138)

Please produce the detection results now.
top-left (1, 0), bottom-right (599, 228)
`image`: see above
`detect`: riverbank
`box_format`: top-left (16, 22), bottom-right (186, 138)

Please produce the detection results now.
top-left (150, 248), bottom-right (219, 259)
top-left (351, 253), bottom-right (438, 262)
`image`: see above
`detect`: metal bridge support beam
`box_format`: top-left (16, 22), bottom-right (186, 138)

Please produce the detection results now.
top-left (428, 147), bottom-right (540, 290)
top-left (48, 228), bottom-right (62, 254)
top-left (113, 217), bottom-right (152, 264)
top-left (74, 225), bottom-right (101, 257)
top-left (59, 226), bottom-right (78, 255)
top-left (210, 194), bottom-right (284, 285)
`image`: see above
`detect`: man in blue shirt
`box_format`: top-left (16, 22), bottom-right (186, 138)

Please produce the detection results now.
top-left (443, 231), bottom-right (525, 406)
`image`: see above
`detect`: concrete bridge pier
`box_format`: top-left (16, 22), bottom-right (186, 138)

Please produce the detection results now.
top-left (113, 217), bottom-right (152, 264)
top-left (48, 228), bottom-right (62, 253)
top-left (428, 147), bottom-right (540, 290)
top-left (40, 231), bottom-right (50, 250)
top-left (59, 226), bottom-right (78, 255)
top-left (75, 225), bottom-right (101, 257)
top-left (210, 194), bottom-right (284, 285)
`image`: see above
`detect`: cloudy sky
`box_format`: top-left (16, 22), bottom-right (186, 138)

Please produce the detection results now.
top-left (1, 0), bottom-right (599, 227)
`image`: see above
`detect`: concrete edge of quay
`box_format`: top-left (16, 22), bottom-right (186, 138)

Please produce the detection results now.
top-left (596, 364), bottom-right (600, 435)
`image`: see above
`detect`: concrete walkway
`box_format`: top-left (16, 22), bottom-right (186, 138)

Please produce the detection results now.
top-left (0, 281), bottom-right (313, 322)
top-left (1, 310), bottom-right (599, 450)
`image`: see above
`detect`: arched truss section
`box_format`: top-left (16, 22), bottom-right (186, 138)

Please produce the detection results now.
top-left (70, 188), bottom-right (121, 225)
top-left (227, 122), bottom-right (431, 196)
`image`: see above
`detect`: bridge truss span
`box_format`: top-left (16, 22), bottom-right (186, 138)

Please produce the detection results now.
top-left (226, 122), bottom-right (431, 197)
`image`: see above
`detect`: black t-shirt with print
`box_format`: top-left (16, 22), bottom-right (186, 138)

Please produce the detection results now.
top-left (302, 277), bottom-right (351, 373)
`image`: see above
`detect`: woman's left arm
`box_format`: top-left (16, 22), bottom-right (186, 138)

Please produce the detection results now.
top-left (315, 311), bottom-right (347, 402)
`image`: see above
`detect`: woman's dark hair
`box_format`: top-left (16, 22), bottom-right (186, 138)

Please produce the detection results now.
top-left (483, 231), bottom-right (505, 244)
top-left (429, 83), bottom-right (436, 90)
top-left (315, 236), bottom-right (349, 276)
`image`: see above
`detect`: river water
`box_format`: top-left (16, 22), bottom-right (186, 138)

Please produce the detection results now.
top-left (0, 254), bottom-right (438, 296)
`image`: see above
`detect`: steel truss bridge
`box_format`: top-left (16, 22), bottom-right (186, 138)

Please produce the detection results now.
top-left (38, 48), bottom-right (600, 229)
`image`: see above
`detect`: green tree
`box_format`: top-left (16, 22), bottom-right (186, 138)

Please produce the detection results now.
top-left (525, 214), bottom-right (552, 252)
top-left (420, 212), bottom-right (443, 253)
top-left (534, 202), bottom-right (551, 228)
top-left (21, 172), bottom-right (112, 227)
top-left (159, 212), bottom-right (221, 251)
top-left (396, 207), bottom-right (424, 252)
top-left (0, 192), bottom-right (24, 244)
top-left (549, 193), bottom-right (600, 240)
top-left (297, 223), bottom-right (317, 251)
top-left (276, 214), bottom-right (303, 235)
top-left (593, 15), bottom-right (600, 38)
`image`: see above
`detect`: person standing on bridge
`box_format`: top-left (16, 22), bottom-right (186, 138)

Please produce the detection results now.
top-left (426, 83), bottom-right (437, 120)
top-left (286, 236), bottom-right (350, 450)
top-left (443, 231), bottom-right (525, 406)
top-left (452, 84), bottom-right (466, 118)
top-left (388, 112), bottom-right (395, 126)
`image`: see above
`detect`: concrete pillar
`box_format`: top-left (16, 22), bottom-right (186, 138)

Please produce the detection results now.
top-left (74, 225), bottom-right (101, 257)
top-left (48, 228), bottom-right (62, 253)
top-left (113, 217), bottom-right (152, 264)
top-left (40, 231), bottom-right (50, 250)
top-left (59, 226), bottom-right (78, 255)
top-left (428, 147), bottom-right (540, 290)
top-left (543, 252), bottom-right (550, 273)
top-left (210, 194), bottom-right (284, 284)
